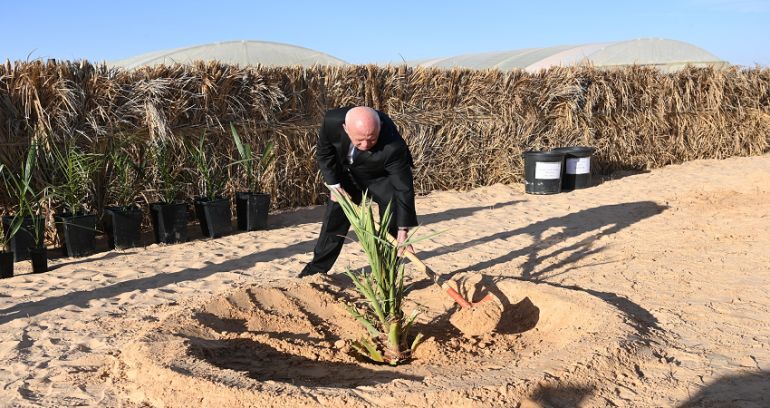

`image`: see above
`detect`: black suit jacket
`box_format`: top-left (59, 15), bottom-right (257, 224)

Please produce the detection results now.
top-left (316, 107), bottom-right (418, 227)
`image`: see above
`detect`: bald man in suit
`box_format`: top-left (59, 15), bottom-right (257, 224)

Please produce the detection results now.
top-left (299, 106), bottom-right (418, 277)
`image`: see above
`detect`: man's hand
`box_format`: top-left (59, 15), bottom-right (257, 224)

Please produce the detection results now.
top-left (397, 229), bottom-right (414, 256)
top-left (330, 186), bottom-right (351, 202)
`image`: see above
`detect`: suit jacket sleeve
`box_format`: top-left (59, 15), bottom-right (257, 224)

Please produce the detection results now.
top-left (316, 112), bottom-right (341, 186)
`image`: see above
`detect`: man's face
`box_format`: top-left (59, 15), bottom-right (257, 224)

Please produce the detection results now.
top-left (343, 122), bottom-right (380, 151)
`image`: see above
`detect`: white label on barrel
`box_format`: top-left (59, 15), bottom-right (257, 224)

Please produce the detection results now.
top-left (535, 162), bottom-right (562, 180)
top-left (566, 157), bottom-right (591, 175)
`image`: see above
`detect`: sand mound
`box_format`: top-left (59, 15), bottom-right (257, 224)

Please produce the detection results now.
top-left (108, 273), bottom-right (640, 407)
top-left (448, 299), bottom-right (502, 337)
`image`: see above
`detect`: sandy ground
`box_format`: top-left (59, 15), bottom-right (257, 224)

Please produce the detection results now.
top-left (1, 154), bottom-right (769, 407)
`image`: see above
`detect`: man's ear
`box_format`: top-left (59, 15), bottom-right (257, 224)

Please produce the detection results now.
top-left (342, 123), bottom-right (348, 133)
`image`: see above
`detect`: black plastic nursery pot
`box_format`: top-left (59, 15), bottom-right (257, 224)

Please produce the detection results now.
top-left (150, 201), bottom-right (188, 245)
top-left (28, 246), bottom-right (48, 273)
top-left (53, 211), bottom-right (97, 258)
top-left (194, 196), bottom-right (233, 239)
top-left (0, 251), bottom-right (13, 279)
top-left (521, 150), bottom-right (566, 195)
top-left (236, 192), bottom-right (270, 231)
top-left (551, 146), bottom-right (596, 191)
top-left (104, 206), bottom-right (143, 250)
top-left (2, 215), bottom-right (45, 262)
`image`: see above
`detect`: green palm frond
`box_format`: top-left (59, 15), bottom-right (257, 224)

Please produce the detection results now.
top-left (329, 185), bottom-right (437, 365)
top-left (184, 131), bottom-right (227, 200)
top-left (229, 122), bottom-right (275, 193)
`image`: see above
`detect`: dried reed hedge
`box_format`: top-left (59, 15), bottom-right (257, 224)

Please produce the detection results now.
top-left (1, 59), bottom-right (769, 226)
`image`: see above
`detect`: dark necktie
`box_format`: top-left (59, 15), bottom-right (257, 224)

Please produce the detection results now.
top-left (351, 146), bottom-right (359, 163)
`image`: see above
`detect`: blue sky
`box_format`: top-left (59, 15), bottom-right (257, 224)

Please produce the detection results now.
top-left (2, 0), bottom-right (768, 67)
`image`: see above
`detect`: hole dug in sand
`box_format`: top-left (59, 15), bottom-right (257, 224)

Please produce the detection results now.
top-left (112, 274), bottom-right (637, 407)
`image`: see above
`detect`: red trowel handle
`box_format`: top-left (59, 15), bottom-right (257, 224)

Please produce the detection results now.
top-left (384, 233), bottom-right (474, 309)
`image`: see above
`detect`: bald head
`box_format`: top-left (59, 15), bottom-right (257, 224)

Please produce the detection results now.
top-left (343, 107), bottom-right (381, 151)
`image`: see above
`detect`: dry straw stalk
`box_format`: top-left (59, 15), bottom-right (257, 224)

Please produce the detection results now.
top-left (1, 60), bottom-right (768, 238)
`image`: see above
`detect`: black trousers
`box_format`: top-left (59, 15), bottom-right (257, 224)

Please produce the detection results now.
top-left (304, 174), bottom-right (399, 274)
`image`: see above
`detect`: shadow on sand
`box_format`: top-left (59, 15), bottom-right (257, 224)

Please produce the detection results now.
top-left (409, 200), bottom-right (668, 337)
top-left (677, 370), bottom-right (770, 407)
top-left (186, 335), bottom-right (424, 388)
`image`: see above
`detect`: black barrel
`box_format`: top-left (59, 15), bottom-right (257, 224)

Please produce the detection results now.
top-left (552, 146), bottom-right (596, 190)
top-left (521, 150), bottom-right (566, 195)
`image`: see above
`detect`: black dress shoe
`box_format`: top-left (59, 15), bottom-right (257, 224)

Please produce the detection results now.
top-left (298, 263), bottom-right (321, 278)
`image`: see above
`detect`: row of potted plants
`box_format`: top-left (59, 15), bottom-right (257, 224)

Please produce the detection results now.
top-left (1, 145), bottom-right (49, 277)
top-left (0, 124), bottom-right (274, 279)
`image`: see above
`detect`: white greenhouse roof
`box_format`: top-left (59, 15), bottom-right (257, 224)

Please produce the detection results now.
top-left (108, 40), bottom-right (348, 70)
top-left (395, 38), bottom-right (727, 73)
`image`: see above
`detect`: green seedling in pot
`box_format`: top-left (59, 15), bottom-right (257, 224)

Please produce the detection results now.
top-left (185, 131), bottom-right (228, 201)
top-left (229, 122), bottom-right (275, 193)
top-left (0, 146), bottom-right (43, 250)
top-left (105, 135), bottom-right (147, 211)
top-left (150, 140), bottom-right (187, 204)
top-left (44, 139), bottom-right (102, 215)
top-left (0, 165), bottom-right (25, 251)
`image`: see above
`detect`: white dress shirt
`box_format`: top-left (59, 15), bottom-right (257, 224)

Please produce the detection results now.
top-left (328, 143), bottom-right (357, 189)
